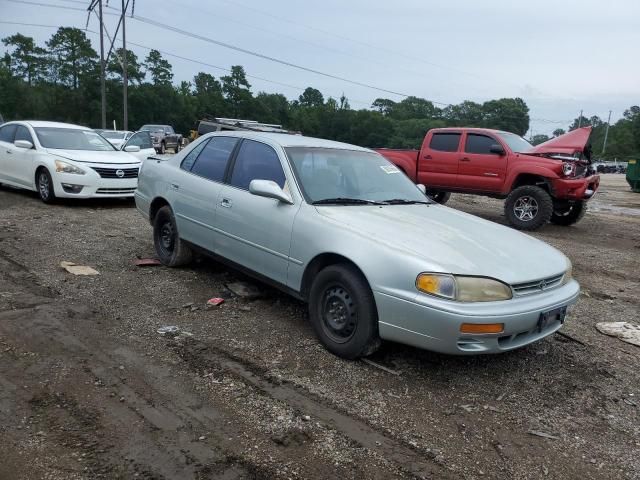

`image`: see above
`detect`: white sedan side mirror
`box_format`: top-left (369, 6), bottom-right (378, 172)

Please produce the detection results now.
top-left (124, 145), bottom-right (141, 152)
top-left (249, 179), bottom-right (293, 204)
top-left (15, 140), bottom-right (33, 149)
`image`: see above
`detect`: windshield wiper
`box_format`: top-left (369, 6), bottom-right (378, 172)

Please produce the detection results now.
top-left (312, 197), bottom-right (384, 206)
top-left (381, 198), bottom-right (432, 205)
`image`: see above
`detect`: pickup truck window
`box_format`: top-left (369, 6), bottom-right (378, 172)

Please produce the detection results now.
top-left (465, 134), bottom-right (499, 154)
top-left (190, 137), bottom-right (238, 182)
top-left (230, 139), bottom-right (285, 190)
top-left (181, 139), bottom-right (210, 171)
top-left (496, 132), bottom-right (533, 153)
top-left (429, 133), bottom-right (461, 152)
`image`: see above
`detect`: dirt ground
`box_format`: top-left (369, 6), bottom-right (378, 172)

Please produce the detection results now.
top-left (0, 173), bottom-right (638, 480)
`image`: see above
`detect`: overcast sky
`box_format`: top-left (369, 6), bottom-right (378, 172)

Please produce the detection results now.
top-left (1, 0), bottom-right (639, 136)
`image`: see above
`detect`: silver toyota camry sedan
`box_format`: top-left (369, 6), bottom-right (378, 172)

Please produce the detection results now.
top-left (135, 131), bottom-right (579, 359)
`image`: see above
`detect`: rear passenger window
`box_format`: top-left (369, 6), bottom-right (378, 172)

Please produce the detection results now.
top-left (429, 133), bottom-right (460, 152)
top-left (14, 125), bottom-right (33, 143)
top-left (0, 124), bottom-right (17, 143)
top-left (465, 134), bottom-right (499, 154)
top-left (181, 138), bottom-right (210, 171)
top-left (190, 137), bottom-right (238, 182)
top-left (230, 140), bottom-right (285, 190)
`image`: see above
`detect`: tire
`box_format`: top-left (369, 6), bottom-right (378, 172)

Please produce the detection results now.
top-left (36, 168), bottom-right (56, 204)
top-left (175, 139), bottom-right (181, 153)
top-left (426, 190), bottom-right (451, 204)
top-left (159, 142), bottom-right (166, 154)
top-left (550, 200), bottom-right (587, 226)
top-left (153, 206), bottom-right (193, 267)
top-left (504, 185), bottom-right (553, 230)
top-left (308, 264), bottom-right (381, 359)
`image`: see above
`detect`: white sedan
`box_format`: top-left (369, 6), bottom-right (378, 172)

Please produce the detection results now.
top-left (0, 121), bottom-right (142, 202)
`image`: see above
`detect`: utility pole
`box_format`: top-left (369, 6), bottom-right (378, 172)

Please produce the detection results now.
top-left (577, 109), bottom-right (583, 128)
top-left (122, 0), bottom-right (128, 131)
top-left (602, 110), bottom-right (612, 155)
top-left (89, 0), bottom-right (108, 129)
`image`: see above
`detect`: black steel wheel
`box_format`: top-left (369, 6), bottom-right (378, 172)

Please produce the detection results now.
top-left (153, 206), bottom-right (193, 267)
top-left (309, 264), bottom-right (380, 359)
top-left (36, 168), bottom-right (56, 203)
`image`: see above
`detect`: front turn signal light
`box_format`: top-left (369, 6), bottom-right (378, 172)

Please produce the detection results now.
top-left (460, 323), bottom-right (504, 334)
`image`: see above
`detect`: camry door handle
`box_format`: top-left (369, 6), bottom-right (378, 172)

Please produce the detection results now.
top-left (460, 157), bottom-right (471, 162)
top-left (6, 150), bottom-right (11, 154)
top-left (170, 183), bottom-right (180, 190)
top-left (220, 198), bottom-right (232, 208)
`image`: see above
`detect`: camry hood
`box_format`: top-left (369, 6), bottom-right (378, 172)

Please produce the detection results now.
top-left (525, 127), bottom-right (592, 161)
top-left (46, 149), bottom-right (140, 165)
top-left (317, 204), bottom-right (568, 285)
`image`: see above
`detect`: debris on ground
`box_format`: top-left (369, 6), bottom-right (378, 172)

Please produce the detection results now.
top-left (362, 358), bottom-right (401, 375)
top-left (133, 258), bottom-right (162, 267)
top-left (225, 281), bottom-right (263, 299)
top-left (206, 297), bottom-right (225, 307)
top-left (596, 322), bottom-right (640, 347)
top-left (60, 261), bottom-right (99, 276)
top-left (528, 430), bottom-right (559, 440)
top-left (157, 326), bottom-right (180, 336)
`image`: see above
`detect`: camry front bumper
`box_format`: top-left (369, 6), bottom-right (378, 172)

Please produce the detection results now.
top-left (374, 279), bottom-right (580, 354)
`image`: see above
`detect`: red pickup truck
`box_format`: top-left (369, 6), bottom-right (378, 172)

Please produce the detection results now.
top-left (376, 127), bottom-right (600, 230)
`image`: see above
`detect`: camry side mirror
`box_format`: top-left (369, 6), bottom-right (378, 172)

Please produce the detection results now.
top-left (249, 179), bottom-right (293, 204)
top-left (417, 184), bottom-right (427, 194)
top-left (14, 140), bottom-right (33, 149)
top-left (489, 144), bottom-right (505, 155)
top-left (124, 145), bottom-right (141, 152)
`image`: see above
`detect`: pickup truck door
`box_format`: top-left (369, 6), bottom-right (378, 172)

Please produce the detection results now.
top-left (170, 136), bottom-right (239, 251)
top-left (215, 139), bottom-right (299, 286)
top-left (458, 132), bottom-right (507, 192)
top-left (417, 131), bottom-right (461, 188)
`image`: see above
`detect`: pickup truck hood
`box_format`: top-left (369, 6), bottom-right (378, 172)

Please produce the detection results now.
top-left (524, 127), bottom-right (592, 160)
top-left (316, 204), bottom-right (567, 285)
top-left (46, 149), bottom-right (140, 165)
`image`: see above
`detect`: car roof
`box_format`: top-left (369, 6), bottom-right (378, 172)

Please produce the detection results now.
top-left (16, 121), bottom-right (91, 130)
top-left (430, 127), bottom-right (515, 136)
top-left (211, 131), bottom-right (372, 152)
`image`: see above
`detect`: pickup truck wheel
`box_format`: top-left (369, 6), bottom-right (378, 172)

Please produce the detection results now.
top-left (175, 140), bottom-right (181, 153)
top-left (426, 190), bottom-right (451, 204)
top-left (159, 142), bottom-right (166, 154)
top-left (309, 264), bottom-right (381, 359)
top-left (550, 200), bottom-right (587, 226)
top-left (153, 206), bottom-right (193, 267)
top-left (504, 185), bottom-right (552, 230)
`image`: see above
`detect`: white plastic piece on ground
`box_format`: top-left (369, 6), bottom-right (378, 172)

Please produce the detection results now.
top-left (596, 322), bottom-right (640, 347)
top-left (157, 326), bottom-right (180, 335)
top-left (60, 261), bottom-right (99, 276)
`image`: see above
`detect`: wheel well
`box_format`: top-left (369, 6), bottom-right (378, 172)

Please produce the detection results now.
top-left (511, 174), bottom-right (551, 194)
top-left (149, 197), bottom-right (169, 224)
top-left (300, 253), bottom-right (368, 300)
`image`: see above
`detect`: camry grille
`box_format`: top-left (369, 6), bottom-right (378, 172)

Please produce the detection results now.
top-left (511, 273), bottom-right (564, 296)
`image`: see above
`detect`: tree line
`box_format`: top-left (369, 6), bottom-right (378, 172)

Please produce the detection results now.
top-left (1, 27), bottom-right (638, 160)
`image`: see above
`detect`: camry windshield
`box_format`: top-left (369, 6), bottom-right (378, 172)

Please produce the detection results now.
top-left (35, 128), bottom-right (116, 151)
top-left (496, 132), bottom-right (533, 153)
top-left (286, 147), bottom-right (430, 205)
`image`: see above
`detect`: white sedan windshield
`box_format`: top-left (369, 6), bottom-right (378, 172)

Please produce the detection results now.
top-left (35, 128), bottom-right (116, 151)
top-left (286, 147), bottom-right (430, 204)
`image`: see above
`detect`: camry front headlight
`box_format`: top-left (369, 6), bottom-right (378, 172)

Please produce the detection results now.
top-left (416, 273), bottom-right (512, 302)
top-left (55, 159), bottom-right (85, 175)
top-left (561, 258), bottom-right (573, 285)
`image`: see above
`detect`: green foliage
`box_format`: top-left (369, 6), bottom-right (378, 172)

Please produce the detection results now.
top-left (531, 134), bottom-right (550, 145)
top-left (0, 30), bottom-right (638, 160)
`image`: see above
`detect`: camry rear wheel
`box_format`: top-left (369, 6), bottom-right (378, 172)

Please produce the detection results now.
top-left (309, 264), bottom-right (380, 359)
top-left (504, 185), bottom-right (552, 230)
top-left (153, 206), bottom-right (193, 267)
top-left (36, 168), bottom-right (56, 204)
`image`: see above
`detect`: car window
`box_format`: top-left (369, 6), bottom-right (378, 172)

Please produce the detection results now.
top-left (14, 125), bottom-right (33, 144)
top-left (429, 133), bottom-right (461, 152)
top-left (230, 140), bottom-right (285, 190)
top-left (125, 131), bottom-right (153, 150)
top-left (165, 127), bottom-right (174, 134)
top-left (181, 138), bottom-right (210, 171)
top-left (465, 134), bottom-right (499, 154)
top-left (0, 124), bottom-right (17, 143)
top-left (190, 136), bottom-right (238, 182)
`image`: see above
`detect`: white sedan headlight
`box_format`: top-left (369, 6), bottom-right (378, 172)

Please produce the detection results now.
top-left (416, 273), bottom-right (512, 302)
top-left (55, 159), bottom-right (85, 175)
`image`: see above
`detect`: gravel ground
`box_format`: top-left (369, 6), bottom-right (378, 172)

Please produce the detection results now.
top-left (0, 173), bottom-right (638, 480)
